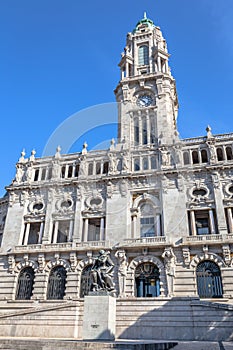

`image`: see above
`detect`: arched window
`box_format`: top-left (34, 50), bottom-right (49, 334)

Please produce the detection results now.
top-left (16, 267), bottom-right (35, 300)
top-left (201, 149), bottom-right (208, 163)
top-left (196, 261), bottom-right (223, 298)
top-left (80, 265), bottom-right (92, 297)
top-left (61, 166), bottom-right (66, 178)
top-left (217, 147), bottom-right (224, 161)
top-left (135, 263), bottom-right (160, 297)
top-left (183, 152), bottom-right (190, 165)
top-left (226, 146), bottom-right (233, 161)
top-left (138, 45), bottom-right (149, 66)
top-left (192, 150), bottom-right (199, 164)
top-left (67, 165), bottom-right (73, 178)
top-left (134, 118), bottom-right (139, 145)
top-left (103, 162), bottom-right (109, 174)
top-left (75, 164), bottom-right (79, 177)
top-left (34, 169), bottom-right (39, 181)
top-left (47, 266), bottom-right (67, 300)
top-left (41, 168), bottom-right (47, 180)
top-left (140, 203), bottom-right (156, 237)
top-left (96, 162), bottom-right (101, 175)
top-left (88, 163), bottom-right (93, 176)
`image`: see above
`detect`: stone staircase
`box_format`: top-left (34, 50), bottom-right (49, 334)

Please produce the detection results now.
top-left (0, 338), bottom-right (178, 350)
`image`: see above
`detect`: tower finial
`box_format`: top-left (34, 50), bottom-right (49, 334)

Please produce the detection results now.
top-left (144, 12), bottom-right (147, 19)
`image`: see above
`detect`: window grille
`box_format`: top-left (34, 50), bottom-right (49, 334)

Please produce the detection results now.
top-left (16, 267), bottom-right (35, 300)
top-left (196, 261), bottom-right (223, 298)
top-left (47, 266), bottom-right (67, 300)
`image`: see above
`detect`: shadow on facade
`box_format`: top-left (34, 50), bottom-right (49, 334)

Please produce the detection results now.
top-left (117, 297), bottom-right (233, 342)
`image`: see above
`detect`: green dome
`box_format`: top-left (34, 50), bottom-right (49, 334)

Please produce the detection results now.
top-left (134, 12), bottom-right (155, 32)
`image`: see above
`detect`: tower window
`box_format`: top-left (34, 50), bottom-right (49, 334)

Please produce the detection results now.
top-left (192, 151), bottom-right (199, 164)
top-left (134, 118), bottom-right (139, 145)
top-left (201, 149), bottom-right (208, 163)
top-left (142, 117), bottom-right (147, 144)
top-left (217, 148), bottom-right (224, 161)
top-left (226, 146), bottom-right (233, 160)
top-left (138, 45), bottom-right (149, 66)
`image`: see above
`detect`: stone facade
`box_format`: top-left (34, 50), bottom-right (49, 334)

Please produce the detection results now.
top-left (0, 13), bottom-right (233, 340)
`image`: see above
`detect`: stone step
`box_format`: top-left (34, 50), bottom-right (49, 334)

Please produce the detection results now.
top-left (0, 339), bottom-right (178, 350)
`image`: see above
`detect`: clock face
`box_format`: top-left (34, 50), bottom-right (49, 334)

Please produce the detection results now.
top-left (137, 94), bottom-right (153, 107)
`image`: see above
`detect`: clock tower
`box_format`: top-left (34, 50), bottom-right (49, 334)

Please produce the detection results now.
top-left (114, 13), bottom-right (179, 148)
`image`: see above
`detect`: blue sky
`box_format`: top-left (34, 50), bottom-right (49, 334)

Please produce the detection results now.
top-left (1, 0), bottom-right (233, 196)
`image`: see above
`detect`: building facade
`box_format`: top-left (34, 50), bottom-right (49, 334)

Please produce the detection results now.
top-left (0, 14), bottom-right (233, 340)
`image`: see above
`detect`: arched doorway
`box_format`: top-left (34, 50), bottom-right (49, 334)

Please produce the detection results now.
top-left (196, 261), bottom-right (223, 298)
top-left (16, 267), bottom-right (35, 300)
top-left (80, 265), bottom-right (92, 297)
top-left (135, 262), bottom-right (160, 297)
top-left (47, 266), bottom-right (67, 300)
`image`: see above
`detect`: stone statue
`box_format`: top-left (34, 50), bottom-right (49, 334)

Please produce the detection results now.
top-left (25, 164), bottom-right (34, 182)
top-left (90, 250), bottom-right (115, 292)
top-left (160, 147), bottom-right (170, 167)
top-left (115, 250), bottom-right (128, 297)
top-left (122, 152), bottom-right (129, 172)
top-left (162, 247), bottom-right (176, 297)
top-left (52, 160), bottom-right (60, 179)
top-left (79, 156), bottom-right (87, 177)
top-left (108, 153), bottom-right (117, 174)
top-left (15, 164), bottom-right (24, 183)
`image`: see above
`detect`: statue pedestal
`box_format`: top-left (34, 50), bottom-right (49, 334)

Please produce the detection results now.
top-left (82, 294), bottom-right (116, 340)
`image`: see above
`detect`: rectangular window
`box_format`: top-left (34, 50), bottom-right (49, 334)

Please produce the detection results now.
top-left (27, 222), bottom-right (42, 244)
top-left (88, 218), bottom-right (101, 241)
top-left (140, 217), bottom-right (155, 237)
top-left (57, 220), bottom-right (70, 243)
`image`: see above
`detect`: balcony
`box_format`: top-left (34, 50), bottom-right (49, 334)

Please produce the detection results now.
top-left (119, 236), bottom-right (167, 247)
top-left (13, 240), bottom-right (111, 253)
top-left (183, 234), bottom-right (233, 244)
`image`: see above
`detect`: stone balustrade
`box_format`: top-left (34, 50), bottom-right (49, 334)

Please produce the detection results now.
top-left (183, 234), bottom-right (233, 244)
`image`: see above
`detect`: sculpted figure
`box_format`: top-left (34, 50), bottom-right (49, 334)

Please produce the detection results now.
top-left (162, 247), bottom-right (176, 297)
top-left (122, 152), bottom-right (129, 171)
top-left (108, 153), bottom-right (117, 174)
top-left (115, 250), bottom-right (128, 297)
top-left (25, 165), bottom-right (34, 182)
top-left (90, 250), bottom-right (115, 292)
top-left (161, 147), bottom-right (170, 166)
top-left (79, 157), bottom-right (87, 177)
top-left (52, 160), bottom-right (60, 179)
top-left (15, 164), bottom-right (24, 183)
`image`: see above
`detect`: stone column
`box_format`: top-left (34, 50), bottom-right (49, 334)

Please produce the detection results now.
top-left (83, 218), bottom-right (89, 242)
top-left (100, 217), bottom-right (105, 241)
top-left (209, 209), bottom-right (216, 234)
top-left (146, 115), bottom-right (150, 145)
top-left (138, 116), bottom-right (142, 145)
top-left (156, 214), bottom-right (161, 236)
top-left (157, 56), bottom-right (162, 72)
top-left (227, 208), bottom-right (233, 233)
top-left (38, 222), bottom-right (44, 244)
top-left (68, 220), bottom-right (74, 242)
top-left (52, 221), bottom-right (59, 243)
top-left (211, 172), bottom-right (228, 233)
top-left (23, 223), bottom-right (30, 245)
top-left (190, 210), bottom-right (197, 236)
top-left (132, 215), bottom-right (137, 238)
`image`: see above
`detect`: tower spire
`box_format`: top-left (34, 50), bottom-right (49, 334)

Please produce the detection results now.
top-left (144, 11), bottom-right (147, 19)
